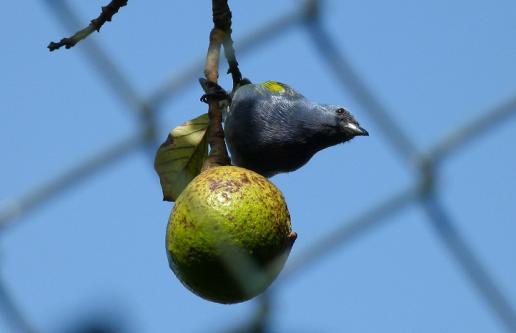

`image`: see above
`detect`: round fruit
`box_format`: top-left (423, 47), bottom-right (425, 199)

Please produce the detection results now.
top-left (166, 166), bottom-right (296, 304)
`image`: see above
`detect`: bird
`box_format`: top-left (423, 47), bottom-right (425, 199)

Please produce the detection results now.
top-left (200, 79), bottom-right (368, 177)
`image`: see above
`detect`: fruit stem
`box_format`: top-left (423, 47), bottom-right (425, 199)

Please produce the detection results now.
top-left (202, 0), bottom-right (241, 171)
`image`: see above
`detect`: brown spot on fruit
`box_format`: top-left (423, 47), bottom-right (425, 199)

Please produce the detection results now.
top-left (209, 179), bottom-right (222, 191)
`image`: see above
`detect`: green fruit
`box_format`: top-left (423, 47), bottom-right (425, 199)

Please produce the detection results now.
top-left (166, 166), bottom-right (296, 304)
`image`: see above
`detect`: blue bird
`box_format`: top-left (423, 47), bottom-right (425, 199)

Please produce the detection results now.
top-left (201, 79), bottom-right (368, 177)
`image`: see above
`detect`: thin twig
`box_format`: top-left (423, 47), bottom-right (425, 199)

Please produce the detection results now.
top-left (3, 0), bottom-right (297, 228)
top-left (48, 0), bottom-right (128, 51)
top-left (44, 0), bottom-right (159, 159)
top-left (202, 29), bottom-right (231, 170)
top-left (202, 0), bottom-right (242, 170)
top-left (45, 0), bottom-right (140, 112)
top-left (147, 0), bottom-right (306, 109)
top-left (212, 0), bottom-right (242, 88)
top-left (223, 37), bottom-right (242, 90)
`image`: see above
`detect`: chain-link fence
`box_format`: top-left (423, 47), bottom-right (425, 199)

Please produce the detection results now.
top-left (1, 1), bottom-right (516, 332)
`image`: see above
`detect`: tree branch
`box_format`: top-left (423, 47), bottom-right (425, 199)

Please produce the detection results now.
top-left (48, 0), bottom-right (128, 51)
top-left (202, 0), bottom-right (242, 170)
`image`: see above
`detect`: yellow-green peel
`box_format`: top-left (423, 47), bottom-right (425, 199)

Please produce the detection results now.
top-left (166, 166), bottom-right (296, 304)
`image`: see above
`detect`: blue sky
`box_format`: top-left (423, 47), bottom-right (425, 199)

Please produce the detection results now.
top-left (1, 1), bottom-right (516, 332)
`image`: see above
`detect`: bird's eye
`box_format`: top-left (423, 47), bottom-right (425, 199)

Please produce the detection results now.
top-left (336, 108), bottom-right (345, 114)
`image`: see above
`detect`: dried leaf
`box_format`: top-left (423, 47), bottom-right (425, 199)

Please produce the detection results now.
top-left (155, 113), bottom-right (209, 201)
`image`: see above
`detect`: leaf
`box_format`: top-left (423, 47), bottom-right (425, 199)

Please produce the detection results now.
top-left (155, 113), bottom-right (209, 202)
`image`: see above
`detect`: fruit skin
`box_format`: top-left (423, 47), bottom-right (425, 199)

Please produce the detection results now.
top-left (166, 166), bottom-right (296, 304)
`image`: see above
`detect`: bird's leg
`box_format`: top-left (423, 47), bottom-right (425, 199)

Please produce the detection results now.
top-left (200, 80), bottom-right (230, 104)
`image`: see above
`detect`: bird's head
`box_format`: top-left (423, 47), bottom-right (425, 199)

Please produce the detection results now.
top-left (298, 102), bottom-right (368, 148)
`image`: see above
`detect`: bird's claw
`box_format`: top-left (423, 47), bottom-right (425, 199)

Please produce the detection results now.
top-left (200, 81), bottom-right (230, 104)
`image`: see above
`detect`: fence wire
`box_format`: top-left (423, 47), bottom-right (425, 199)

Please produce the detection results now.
top-left (1, 0), bottom-right (516, 332)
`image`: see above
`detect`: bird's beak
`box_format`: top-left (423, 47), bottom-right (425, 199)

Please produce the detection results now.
top-left (344, 122), bottom-right (369, 136)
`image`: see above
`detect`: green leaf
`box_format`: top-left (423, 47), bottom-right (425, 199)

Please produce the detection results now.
top-left (154, 113), bottom-right (209, 202)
